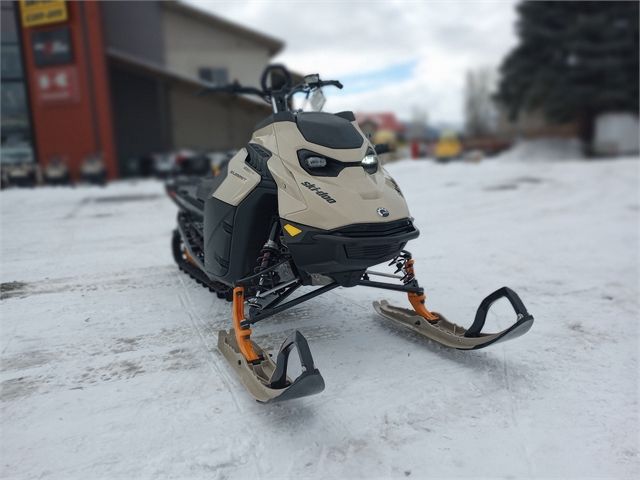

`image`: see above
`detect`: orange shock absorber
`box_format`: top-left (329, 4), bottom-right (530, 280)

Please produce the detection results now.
top-left (404, 259), bottom-right (440, 323)
top-left (232, 287), bottom-right (260, 362)
top-left (183, 248), bottom-right (196, 266)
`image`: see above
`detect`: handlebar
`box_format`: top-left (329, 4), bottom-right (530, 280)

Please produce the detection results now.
top-left (197, 81), bottom-right (266, 99)
top-left (286, 79), bottom-right (342, 99)
top-left (196, 65), bottom-right (343, 114)
top-left (318, 80), bottom-right (343, 89)
top-left (199, 79), bottom-right (342, 99)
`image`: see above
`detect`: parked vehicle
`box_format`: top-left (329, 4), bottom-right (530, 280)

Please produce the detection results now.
top-left (80, 153), bottom-right (107, 185)
top-left (166, 65), bottom-right (533, 403)
top-left (434, 131), bottom-right (463, 162)
top-left (43, 156), bottom-right (71, 186)
top-left (152, 152), bottom-right (177, 178)
top-left (1, 140), bottom-right (37, 188)
top-left (125, 154), bottom-right (155, 178)
top-left (176, 150), bottom-right (210, 176)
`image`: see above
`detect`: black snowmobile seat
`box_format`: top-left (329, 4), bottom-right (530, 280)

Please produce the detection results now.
top-left (196, 169), bottom-right (227, 202)
top-left (296, 112), bottom-right (364, 149)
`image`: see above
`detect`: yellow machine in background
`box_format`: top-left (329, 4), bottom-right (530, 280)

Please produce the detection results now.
top-left (434, 131), bottom-right (462, 162)
top-left (371, 130), bottom-right (398, 162)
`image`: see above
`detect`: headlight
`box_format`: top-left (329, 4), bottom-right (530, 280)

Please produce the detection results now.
top-left (362, 149), bottom-right (378, 174)
top-left (304, 156), bottom-right (327, 169)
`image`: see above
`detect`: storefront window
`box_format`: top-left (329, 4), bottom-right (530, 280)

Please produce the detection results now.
top-left (1, 44), bottom-right (23, 79)
top-left (1, 2), bottom-right (33, 153)
top-left (198, 67), bottom-right (228, 86)
top-left (1, 3), bottom-right (17, 44)
top-left (1, 83), bottom-right (29, 132)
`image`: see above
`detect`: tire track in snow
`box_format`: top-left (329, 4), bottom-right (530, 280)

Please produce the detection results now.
top-left (175, 273), bottom-right (244, 414)
top-left (501, 345), bottom-right (534, 476)
top-left (175, 275), bottom-right (269, 478)
top-left (328, 289), bottom-right (370, 312)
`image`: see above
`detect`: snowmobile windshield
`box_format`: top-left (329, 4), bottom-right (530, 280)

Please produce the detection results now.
top-left (296, 112), bottom-right (363, 149)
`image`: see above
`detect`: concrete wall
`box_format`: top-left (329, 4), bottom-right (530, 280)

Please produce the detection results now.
top-left (100, 1), bottom-right (165, 65)
top-left (161, 7), bottom-right (271, 86)
top-left (169, 82), bottom-right (267, 150)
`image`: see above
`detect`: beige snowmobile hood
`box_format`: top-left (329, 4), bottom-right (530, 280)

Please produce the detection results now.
top-left (250, 119), bottom-right (411, 231)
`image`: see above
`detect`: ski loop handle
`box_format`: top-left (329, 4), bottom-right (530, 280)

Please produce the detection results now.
top-left (465, 287), bottom-right (532, 338)
top-left (268, 331), bottom-right (318, 389)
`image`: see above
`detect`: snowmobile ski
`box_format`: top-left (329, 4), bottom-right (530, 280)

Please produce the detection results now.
top-left (217, 287), bottom-right (324, 403)
top-left (218, 329), bottom-right (325, 403)
top-left (373, 287), bottom-right (534, 350)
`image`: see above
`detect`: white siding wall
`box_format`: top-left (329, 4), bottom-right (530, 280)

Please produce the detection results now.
top-left (169, 83), bottom-right (268, 150)
top-left (161, 8), bottom-right (272, 86)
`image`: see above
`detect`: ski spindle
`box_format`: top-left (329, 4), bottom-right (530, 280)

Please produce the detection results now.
top-left (232, 287), bottom-right (260, 362)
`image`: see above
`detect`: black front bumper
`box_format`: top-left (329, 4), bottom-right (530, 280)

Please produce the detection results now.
top-left (283, 218), bottom-right (419, 286)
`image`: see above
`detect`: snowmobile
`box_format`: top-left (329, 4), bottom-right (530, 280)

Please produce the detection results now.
top-left (43, 156), bottom-right (71, 186)
top-left (1, 139), bottom-right (37, 188)
top-left (80, 153), bottom-right (107, 185)
top-left (167, 65), bottom-right (533, 403)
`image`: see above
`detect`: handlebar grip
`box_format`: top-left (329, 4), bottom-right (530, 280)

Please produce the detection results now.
top-left (320, 80), bottom-right (343, 89)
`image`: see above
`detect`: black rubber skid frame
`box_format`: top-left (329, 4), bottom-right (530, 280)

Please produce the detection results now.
top-left (465, 286), bottom-right (533, 338)
top-left (267, 331), bottom-right (325, 403)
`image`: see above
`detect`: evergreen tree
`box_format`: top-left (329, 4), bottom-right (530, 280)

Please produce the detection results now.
top-left (496, 1), bottom-right (639, 148)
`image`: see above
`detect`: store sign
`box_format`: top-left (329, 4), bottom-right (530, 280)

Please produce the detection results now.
top-left (31, 27), bottom-right (73, 67)
top-left (35, 66), bottom-right (79, 105)
top-left (19, 0), bottom-right (68, 28)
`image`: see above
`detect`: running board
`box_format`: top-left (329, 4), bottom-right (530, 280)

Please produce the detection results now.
top-left (373, 287), bottom-right (534, 350)
top-left (218, 330), bottom-right (325, 403)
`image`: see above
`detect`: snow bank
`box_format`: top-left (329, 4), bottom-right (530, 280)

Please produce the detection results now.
top-left (496, 137), bottom-right (584, 162)
top-left (594, 112), bottom-right (640, 156)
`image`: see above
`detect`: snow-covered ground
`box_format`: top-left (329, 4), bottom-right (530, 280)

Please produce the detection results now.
top-left (1, 157), bottom-right (639, 479)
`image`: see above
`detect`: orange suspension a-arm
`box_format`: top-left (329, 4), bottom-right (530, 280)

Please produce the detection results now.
top-left (232, 287), bottom-right (260, 362)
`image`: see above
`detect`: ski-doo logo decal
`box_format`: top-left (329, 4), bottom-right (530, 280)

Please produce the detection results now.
top-left (229, 170), bottom-right (247, 181)
top-left (377, 207), bottom-right (390, 217)
top-left (300, 181), bottom-right (336, 204)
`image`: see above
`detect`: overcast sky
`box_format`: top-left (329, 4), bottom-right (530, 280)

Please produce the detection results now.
top-left (186, 0), bottom-right (519, 125)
